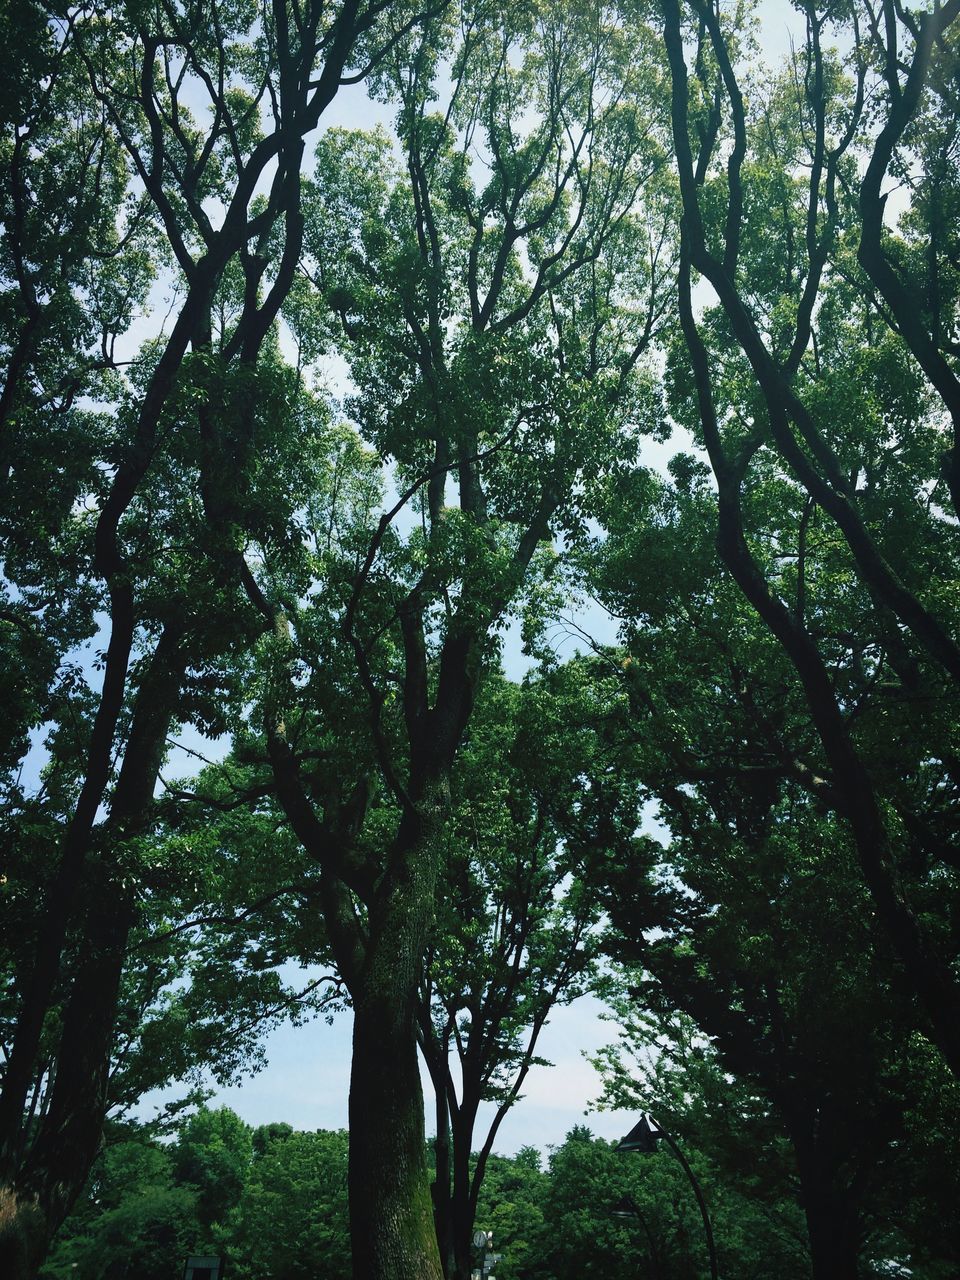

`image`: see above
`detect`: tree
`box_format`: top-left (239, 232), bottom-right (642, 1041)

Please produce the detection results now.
top-left (227, 1126), bottom-right (351, 1280)
top-left (248, 4), bottom-right (671, 1274)
top-left (591, 1014), bottom-right (818, 1280)
top-left (472, 1146), bottom-right (549, 1280)
top-left (533, 1124), bottom-right (726, 1280)
top-left (857, 3), bottom-right (960, 514)
top-left (7, 4), bottom-right (959, 1278)
top-left (0, 1), bottom-right (440, 1272)
top-left (171, 1107), bottom-right (253, 1232)
top-left (583, 449), bottom-right (960, 1276)
top-left (39, 1130), bottom-right (201, 1280)
top-left (600, 797), bottom-right (953, 1279)
top-left (654, 0), bottom-right (960, 1076)
top-left (419, 674), bottom-right (627, 1278)
top-left (42, 1122), bottom-right (352, 1280)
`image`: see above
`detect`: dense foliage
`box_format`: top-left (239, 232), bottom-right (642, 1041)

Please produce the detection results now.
top-left (2, 0), bottom-right (959, 1278)
top-left (40, 1108), bottom-right (806, 1280)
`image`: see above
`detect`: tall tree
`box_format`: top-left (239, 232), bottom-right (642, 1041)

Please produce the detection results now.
top-left (654, 0), bottom-right (960, 1074)
top-left (584, 447), bottom-right (960, 1276)
top-left (0, 1), bottom-right (438, 1272)
top-left (251, 4), bottom-right (672, 1273)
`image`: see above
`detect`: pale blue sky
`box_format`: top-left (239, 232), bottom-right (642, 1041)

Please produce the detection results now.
top-left (179, 991), bottom-right (642, 1154)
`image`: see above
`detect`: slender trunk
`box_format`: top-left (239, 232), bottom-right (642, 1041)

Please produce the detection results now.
top-left (0, 274), bottom-right (214, 1167)
top-left (0, 590), bottom-right (135, 1170)
top-left (450, 1103), bottom-right (479, 1280)
top-left (661, 3), bottom-right (960, 1070)
top-left (430, 1063), bottom-right (454, 1279)
top-left (858, 2), bottom-right (960, 521)
top-left (0, 625), bottom-right (187, 1276)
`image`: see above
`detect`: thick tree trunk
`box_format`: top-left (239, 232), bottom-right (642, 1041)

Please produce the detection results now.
top-left (794, 1150), bottom-right (860, 1280)
top-left (349, 997), bottom-right (443, 1280)
top-left (804, 1200), bottom-right (860, 1280)
top-left (0, 1190), bottom-right (46, 1280)
top-left (274, 757), bottom-right (449, 1278)
top-left (778, 1097), bottom-right (864, 1280)
top-left (345, 800), bottom-right (446, 1280)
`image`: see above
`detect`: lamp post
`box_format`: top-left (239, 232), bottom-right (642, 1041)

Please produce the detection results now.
top-left (610, 1193), bottom-right (661, 1278)
top-left (616, 1114), bottom-right (718, 1280)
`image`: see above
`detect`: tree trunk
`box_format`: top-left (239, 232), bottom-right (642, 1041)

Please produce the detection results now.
top-left (430, 1069), bottom-right (455, 1279)
top-left (21, 883), bottom-right (136, 1239)
top-left (450, 1199), bottom-right (475, 1280)
top-left (790, 1118), bottom-right (861, 1280)
top-left (0, 882), bottom-right (136, 1280)
top-left (0, 626), bottom-right (187, 1276)
top-left (0, 1190), bottom-right (46, 1280)
top-left (805, 1208), bottom-right (860, 1280)
top-left (450, 1104), bottom-right (479, 1280)
top-left (349, 995), bottom-right (443, 1280)
top-left (345, 800), bottom-right (446, 1280)
top-left (663, 0), bottom-right (960, 1079)
top-left (799, 1174), bottom-right (860, 1280)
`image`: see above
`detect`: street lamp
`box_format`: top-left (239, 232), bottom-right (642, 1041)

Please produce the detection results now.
top-left (610, 1193), bottom-right (661, 1278)
top-left (616, 1114), bottom-right (718, 1280)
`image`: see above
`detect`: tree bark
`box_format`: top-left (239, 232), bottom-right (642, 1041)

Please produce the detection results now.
top-left (424, 1028), bottom-right (455, 1279)
top-left (341, 800), bottom-right (446, 1280)
top-left (791, 1128), bottom-right (861, 1280)
top-left (450, 1102), bottom-right (479, 1280)
top-left (432, 1117), bottom-right (455, 1278)
top-left (19, 882), bottom-right (137, 1255)
top-left (349, 990), bottom-right (443, 1280)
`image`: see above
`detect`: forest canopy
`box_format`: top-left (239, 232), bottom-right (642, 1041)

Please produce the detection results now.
top-left (1, 0), bottom-right (959, 1278)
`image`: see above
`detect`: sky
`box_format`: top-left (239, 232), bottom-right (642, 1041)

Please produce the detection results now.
top-left (179, 991), bottom-right (644, 1155)
top-left (124, 0), bottom-right (800, 1152)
